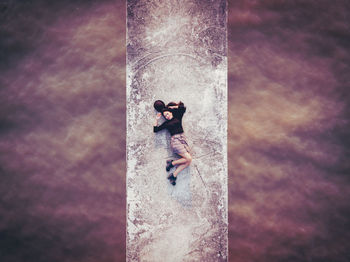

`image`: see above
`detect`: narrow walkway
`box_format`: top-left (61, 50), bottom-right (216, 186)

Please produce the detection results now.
top-left (127, 1), bottom-right (227, 261)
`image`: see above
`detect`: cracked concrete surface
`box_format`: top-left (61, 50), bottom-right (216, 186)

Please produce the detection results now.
top-left (127, 0), bottom-right (227, 261)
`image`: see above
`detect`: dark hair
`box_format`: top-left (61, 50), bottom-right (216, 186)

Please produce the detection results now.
top-left (161, 107), bottom-right (171, 116)
top-left (167, 102), bottom-right (177, 107)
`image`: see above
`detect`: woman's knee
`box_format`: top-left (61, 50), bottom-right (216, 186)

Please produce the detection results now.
top-left (186, 155), bottom-right (192, 164)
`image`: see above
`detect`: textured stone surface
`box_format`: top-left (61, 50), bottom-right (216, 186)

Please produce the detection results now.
top-left (127, 0), bottom-right (227, 261)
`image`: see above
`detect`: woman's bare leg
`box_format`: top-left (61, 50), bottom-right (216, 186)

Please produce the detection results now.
top-left (173, 163), bottom-right (189, 176)
top-left (173, 152), bottom-right (192, 177)
top-left (172, 158), bottom-right (187, 165)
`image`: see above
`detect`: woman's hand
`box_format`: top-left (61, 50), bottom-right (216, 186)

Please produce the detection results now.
top-left (155, 112), bottom-right (161, 126)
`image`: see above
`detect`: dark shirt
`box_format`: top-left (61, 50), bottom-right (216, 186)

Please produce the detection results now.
top-left (153, 102), bottom-right (186, 136)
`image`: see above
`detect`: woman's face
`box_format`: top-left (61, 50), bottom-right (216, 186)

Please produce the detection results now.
top-left (163, 111), bottom-right (173, 120)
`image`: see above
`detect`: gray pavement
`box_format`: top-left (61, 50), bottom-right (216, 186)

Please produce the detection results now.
top-left (127, 1), bottom-right (227, 261)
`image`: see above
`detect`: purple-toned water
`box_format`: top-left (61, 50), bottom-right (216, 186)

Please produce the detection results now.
top-left (0, 1), bottom-right (126, 261)
top-left (0, 0), bottom-right (350, 261)
top-left (228, 1), bottom-right (350, 261)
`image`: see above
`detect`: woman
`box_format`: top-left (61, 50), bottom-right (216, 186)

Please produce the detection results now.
top-left (153, 101), bottom-right (192, 186)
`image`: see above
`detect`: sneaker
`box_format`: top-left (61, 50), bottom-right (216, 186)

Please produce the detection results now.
top-left (166, 159), bottom-right (174, 172)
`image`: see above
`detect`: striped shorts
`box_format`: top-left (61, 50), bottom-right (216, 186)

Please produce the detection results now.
top-left (170, 133), bottom-right (190, 155)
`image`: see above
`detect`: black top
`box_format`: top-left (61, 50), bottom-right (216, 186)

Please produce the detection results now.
top-left (153, 102), bottom-right (186, 136)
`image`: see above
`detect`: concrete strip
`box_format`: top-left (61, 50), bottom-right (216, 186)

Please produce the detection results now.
top-left (127, 0), bottom-right (227, 261)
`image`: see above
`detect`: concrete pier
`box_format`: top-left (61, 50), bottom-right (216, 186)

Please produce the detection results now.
top-left (127, 0), bottom-right (227, 261)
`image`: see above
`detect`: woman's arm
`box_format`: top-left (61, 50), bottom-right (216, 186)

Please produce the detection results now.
top-left (174, 101), bottom-right (186, 113)
top-left (154, 121), bottom-right (168, 132)
top-left (167, 101), bottom-right (184, 109)
top-left (167, 102), bottom-right (186, 120)
top-left (154, 113), bottom-right (161, 126)
top-left (154, 113), bottom-right (167, 132)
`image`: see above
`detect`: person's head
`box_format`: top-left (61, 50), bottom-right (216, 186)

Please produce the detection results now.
top-left (162, 109), bottom-right (173, 120)
top-left (154, 100), bottom-right (165, 112)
